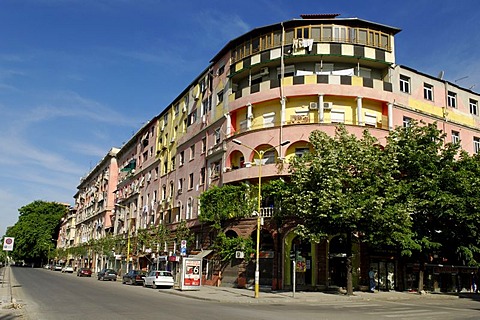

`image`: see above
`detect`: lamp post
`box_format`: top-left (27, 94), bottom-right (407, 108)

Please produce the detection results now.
top-left (115, 204), bottom-right (131, 273)
top-left (232, 138), bottom-right (290, 298)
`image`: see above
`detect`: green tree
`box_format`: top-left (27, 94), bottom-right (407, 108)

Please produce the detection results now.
top-left (286, 126), bottom-right (415, 295)
top-left (199, 184), bottom-right (256, 227)
top-left (384, 121), bottom-right (462, 290)
top-left (5, 201), bottom-right (67, 265)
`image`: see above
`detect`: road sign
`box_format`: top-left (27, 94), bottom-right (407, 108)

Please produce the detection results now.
top-left (3, 237), bottom-right (14, 251)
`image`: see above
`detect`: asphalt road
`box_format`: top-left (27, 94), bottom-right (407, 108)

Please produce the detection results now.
top-left (9, 267), bottom-right (480, 320)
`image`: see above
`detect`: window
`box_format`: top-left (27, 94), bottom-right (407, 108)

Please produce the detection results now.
top-left (200, 167), bottom-right (206, 185)
top-left (174, 103), bottom-right (179, 116)
top-left (263, 112), bottom-right (275, 128)
top-left (295, 26), bottom-right (310, 39)
top-left (154, 167), bottom-right (158, 180)
top-left (474, 137), bottom-right (480, 154)
top-left (470, 99), bottom-right (478, 116)
top-left (188, 173), bottom-right (194, 190)
top-left (295, 147), bottom-right (310, 157)
top-left (186, 198), bottom-right (193, 220)
top-left (177, 179), bottom-right (183, 194)
top-left (211, 161), bottom-right (220, 179)
top-left (403, 116), bottom-right (412, 128)
top-left (364, 113), bottom-right (377, 127)
top-left (331, 110), bottom-right (345, 123)
top-left (164, 113), bottom-right (168, 123)
top-left (188, 110), bottom-right (197, 126)
top-left (447, 91), bottom-right (457, 108)
top-left (424, 83), bottom-right (434, 101)
top-left (179, 151), bottom-right (185, 166)
top-left (214, 128), bottom-right (221, 144)
top-left (169, 181), bottom-right (174, 198)
top-left (217, 65), bottom-right (225, 76)
top-left (163, 159), bottom-right (168, 174)
top-left (451, 130), bottom-right (460, 144)
top-left (262, 150), bottom-right (276, 164)
top-left (201, 137), bottom-right (206, 154)
top-left (217, 90), bottom-right (224, 105)
top-left (201, 99), bottom-right (208, 116)
top-left (399, 75), bottom-right (410, 93)
top-left (162, 185), bottom-right (167, 200)
top-left (171, 156), bottom-right (175, 170)
top-left (190, 145), bottom-right (195, 160)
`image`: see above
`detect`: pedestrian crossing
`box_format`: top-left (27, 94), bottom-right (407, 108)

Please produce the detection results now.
top-left (327, 302), bottom-right (453, 319)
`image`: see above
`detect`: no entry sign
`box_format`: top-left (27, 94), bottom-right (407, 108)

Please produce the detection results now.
top-left (3, 237), bottom-right (14, 251)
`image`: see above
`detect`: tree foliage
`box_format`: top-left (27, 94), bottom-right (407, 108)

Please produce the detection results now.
top-left (199, 184), bottom-right (256, 227)
top-left (285, 125), bottom-right (415, 294)
top-left (5, 200), bottom-right (67, 264)
top-left (385, 121), bottom-right (480, 267)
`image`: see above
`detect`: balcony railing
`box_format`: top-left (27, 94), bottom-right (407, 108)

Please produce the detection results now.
top-left (255, 207), bottom-right (274, 218)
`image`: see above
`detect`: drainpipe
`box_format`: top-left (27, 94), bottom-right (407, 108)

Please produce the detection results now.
top-left (280, 22), bottom-right (286, 155)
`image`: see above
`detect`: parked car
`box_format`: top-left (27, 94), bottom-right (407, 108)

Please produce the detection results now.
top-left (97, 268), bottom-right (118, 281)
top-left (143, 270), bottom-right (174, 289)
top-left (43, 264), bottom-right (51, 270)
top-left (77, 267), bottom-right (92, 277)
top-left (53, 264), bottom-right (63, 271)
top-left (61, 265), bottom-right (74, 273)
top-left (122, 270), bottom-right (146, 285)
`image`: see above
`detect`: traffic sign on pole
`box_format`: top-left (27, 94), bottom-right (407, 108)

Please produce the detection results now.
top-left (3, 237), bottom-right (14, 251)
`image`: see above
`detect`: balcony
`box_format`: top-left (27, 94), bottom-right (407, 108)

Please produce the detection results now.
top-left (258, 207), bottom-right (274, 218)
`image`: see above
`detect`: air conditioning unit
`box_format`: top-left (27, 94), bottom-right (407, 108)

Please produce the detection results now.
top-left (323, 102), bottom-right (333, 110)
top-left (309, 102), bottom-right (318, 110)
top-left (235, 251), bottom-right (245, 259)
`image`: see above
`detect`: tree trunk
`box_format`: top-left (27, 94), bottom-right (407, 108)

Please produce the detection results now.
top-left (418, 269), bottom-right (424, 292)
top-left (417, 257), bottom-right (425, 292)
top-left (346, 232), bottom-right (354, 295)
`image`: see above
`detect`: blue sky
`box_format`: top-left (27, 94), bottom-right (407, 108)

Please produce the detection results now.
top-left (1, 0), bottom-right (479, 237)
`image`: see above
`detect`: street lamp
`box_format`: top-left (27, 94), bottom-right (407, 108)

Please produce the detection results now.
top-left (232, 138), bottom-right (290, 298)
top-left (115, 204), bottom-right (131, 273)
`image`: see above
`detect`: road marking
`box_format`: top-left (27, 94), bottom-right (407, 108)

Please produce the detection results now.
top-left (384, 311), bottom-right (448, 318)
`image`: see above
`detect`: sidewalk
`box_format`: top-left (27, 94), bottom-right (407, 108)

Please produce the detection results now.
top-left (0, 265), bottom-right (24, 318)
top-left (160, 284), bottom-right (471, 304)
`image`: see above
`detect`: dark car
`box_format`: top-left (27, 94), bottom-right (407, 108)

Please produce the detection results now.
top-left (77, 267), bottom-right (92, 277)
top-left (97, 268), bottom-right (118, 281)
top-left (122, 270), bottom-right (146, 285)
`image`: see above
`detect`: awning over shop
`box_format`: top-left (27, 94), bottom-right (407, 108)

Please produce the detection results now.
top-left (190, 250), bottom-right (213, 260)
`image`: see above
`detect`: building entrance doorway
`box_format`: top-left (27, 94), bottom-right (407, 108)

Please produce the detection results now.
top-left (329, 236), bottom-right (347, 287)
top-left (370, 261), bottom-right (395, 291)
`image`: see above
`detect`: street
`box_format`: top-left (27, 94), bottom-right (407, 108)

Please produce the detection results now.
top-left (7, 267), bottom-right (480, 320)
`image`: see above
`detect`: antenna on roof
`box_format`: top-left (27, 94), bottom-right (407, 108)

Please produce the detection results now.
top-left (437, 71), bottom-right (444, 80)
top-left (455, 76), bottom-right (468, 83)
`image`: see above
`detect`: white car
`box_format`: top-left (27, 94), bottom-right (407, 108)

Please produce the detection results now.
top-left (143, 270), bottom-right (174, 289)
top-left (62, 265), bottom-right (74, 273)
